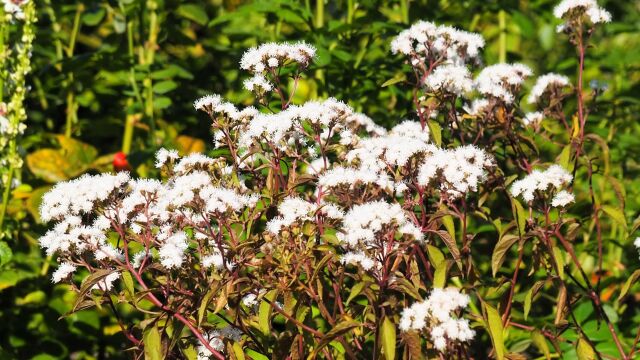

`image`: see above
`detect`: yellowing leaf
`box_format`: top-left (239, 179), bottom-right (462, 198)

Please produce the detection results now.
top-left (176, 135), bottom-right (206, 155)
top-left (380, 316), bottom-right (396, 360)
top-left (483, 302), bottom-right (505, 360)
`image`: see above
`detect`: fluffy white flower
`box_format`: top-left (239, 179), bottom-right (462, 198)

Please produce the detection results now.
top-left (51, 262), bottom-right (76, 283)
top-left (425, 64), bottom-right (473, 96)
top-left (391, 21), bottom-right (484, 64)
top-left (510, 165), bottom-right (573, 203)
top-left (155, 148), bottom-right (179, 168)
top-left (527, 73), bottom-right (570, 104)
top-left (523, 112), bottom-right (544, 127)
top-left (3, 0), bottom-right (29, 20)
top-left (40, 172), bottom-right (130, 222)
top-left (551, 190), bottom-right (575, 207)
top-left (338, 201), bottom-right (422, 248)
top-left (243, 74), bottom-right (274, 93)
top-left (417, 145), bottom-right (493, 198)
top-left (475, 63), bottom-right (532, 103)
top-left (318, 166), bottom-right (393, 192)
top-left (341, 251), bottom-right (377, 271)
top-left (399, 288), bottom-right (475, 352)
top-left (554, 0), bottom-right (611, 25)
top-left (159, 232), bottom-right (189, 269)
top-left (464, 99), bottom-right (490, 116)
top-left (240, 42), bottom-right (316, 73)
top-left (266, 197), bottom-right (318, 234)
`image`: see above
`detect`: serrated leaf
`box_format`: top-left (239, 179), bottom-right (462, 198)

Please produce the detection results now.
top-left (381, 316), bottom-right (396, 360)
top-left (491, 234), bottom-right (519, 277)
top-left (511, 197), bottom-right (527, 236)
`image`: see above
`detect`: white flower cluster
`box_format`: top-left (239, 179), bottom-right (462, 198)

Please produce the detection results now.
top-left (338, 201), bottom-right (423, 249)
top-left (425, 64), bottom-right (474, 96)
top-left (528, 73), bottom-right (570, 104)
top-left (243, 74), bottom-right (274, 93)
top-left (391, 21), bottom-right (485, 65)
top-left (554, 0), bottom-right (611, 32)
top-left (417, 145), bottom-right (494, 198)
top-left (523, 112), bottom-right (544, 127)
top-left (464, 99), bottom-right (490, 117)
top-left (240, 42), bottom-right (316, 73)
top-left (510, 165), bottom-right (573, 204)
top-left (634, 238), bottom-right (640, 260)
top-left (399, 288), bottom-right (475, 351)
top-left (3, 0), bottom-right (29, 20)
top-left (51, 262), bottom-right (76, 283)
top-left (155, 147), bottom-right (179, 168)
top-left (237, 98), bottom-right (385, 151)
top-left (40, 151), bottom-right (259, 282)
top-left (40, 172), bottom-right (130, 222)
top-left (475, 64), bottom-right (533, 104)
top-left (193, 94), bottom-right (259, 122)
top-left (266, 197), bottom-right (344, 234)
top-left (551, 190), bottom-right (575, 208)
top-left (197, 327), bottom-right (243, 359)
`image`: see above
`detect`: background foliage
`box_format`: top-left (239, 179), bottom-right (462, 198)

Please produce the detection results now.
top-left (1, 0), bottom-right (639, 359)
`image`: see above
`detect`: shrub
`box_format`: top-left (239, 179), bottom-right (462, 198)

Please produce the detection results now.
top-left (36, 0), bottom-right (640, 359)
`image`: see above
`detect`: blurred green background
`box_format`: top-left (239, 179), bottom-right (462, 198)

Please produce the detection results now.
top-left (1, 0), bottom-right (639, 358)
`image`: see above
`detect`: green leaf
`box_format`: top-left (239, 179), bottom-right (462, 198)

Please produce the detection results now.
top-left (531, 331), bottom-right (551, 360)
top-left (313, 320), bottom-right (361, 356)
top-left (426, 244), bottom-right (445, 266)
top-left (435, 230), bottom-right (462, 270)
top-left (259, 290), bottom-right (277, 335)
top-left (602, 205), bottom-right (627, 229)
top-left (380, 316), bottom-right (396, 360)
top-left (381, 73), bottom-right (406, 87)
top-left (511, 198), bottom-right (528, 236)
top-left (198, 289), bottom-right (215, 326)
top-left (82, 7), bottom-right (106, 26)
top-left (143, 325), bottom-right (162, 360)
top-left (618, 269), bottom-right (640, 302)
top-left (427, 120), bottom-right (441, 146)
top-left (246, 349), bottom-right (269, 360)
top-left (483, 302), bottom-right (505, 360)
top-left (557, 144), bottom-right (573, 170)
top-left (122, 271), bottom-right (135, 297)
top-left (491, 234), bottom-right (519, 277)
top-left (346, 281), bottom-right (366, 305)
top-left (152, 80), bottom-right (178, 94)
top-left (0, 241), bottom-right (13, 268)
top-left (433, 262), bottom-right (447, 288)
top-left (176, 4), bottom-right (209, 25)
top-left (576, 337), bottom-right (596, 360)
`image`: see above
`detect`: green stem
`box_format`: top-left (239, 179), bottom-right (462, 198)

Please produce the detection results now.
top-left (144, 0), bottom-right (159, 148)
top-left (498, 10), bottom-right (507, 63)
top-left (122, 21), bottom-right (143, 153)
top-left (315, 0), bottom-right (324, 29)
top-left (347, 0), bottom-right (354, 24)
top-left (400, 0), bottom-right (409, 24)
top-left (64, 4), bottom-right (84, 138)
